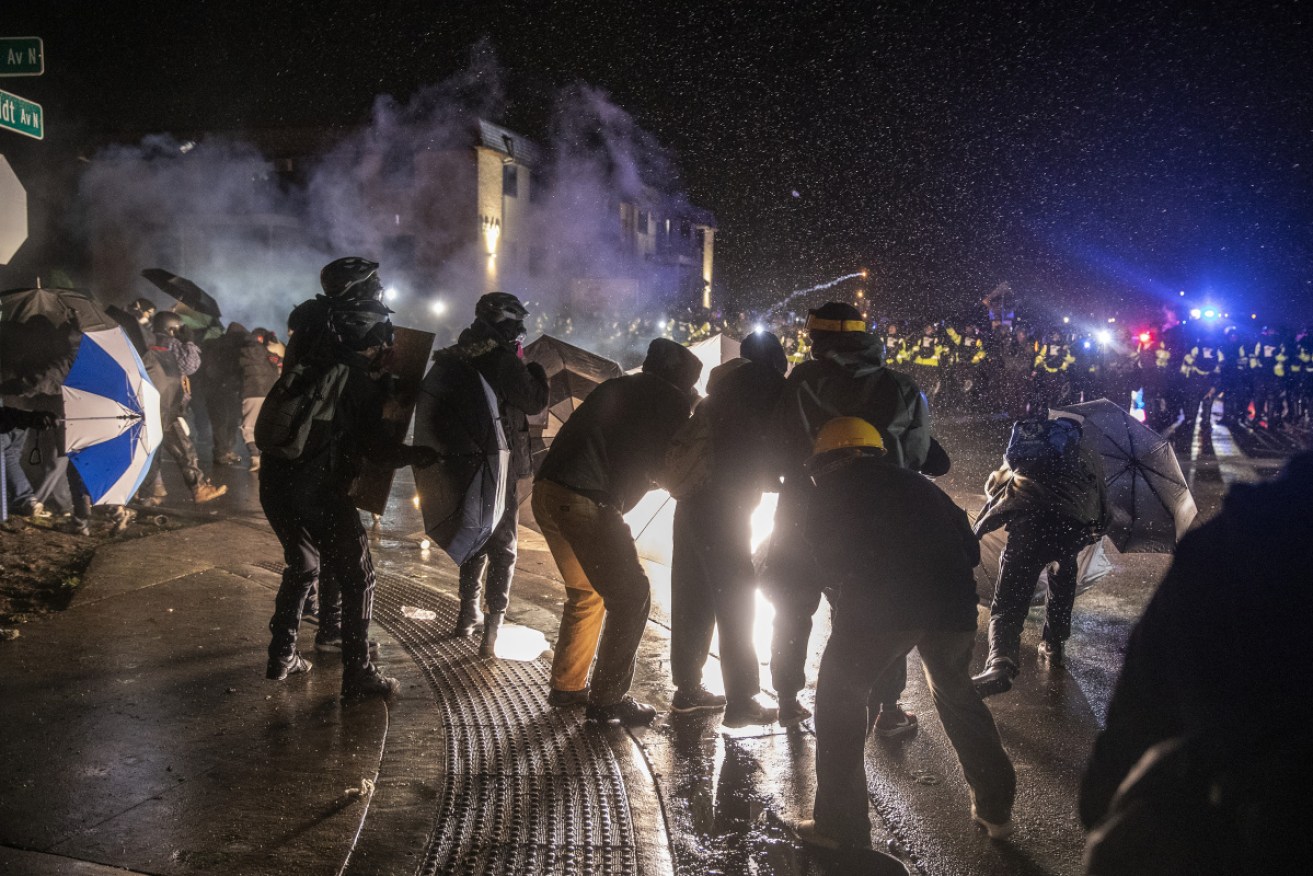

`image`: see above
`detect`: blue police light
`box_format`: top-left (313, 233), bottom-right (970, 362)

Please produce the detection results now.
top-left (1083, 340), bottom-right (1091, 349)
top-left (1096, 329), bottom-right (1113, 345)
top-left (1203, 308), bottom-right (1217, 319)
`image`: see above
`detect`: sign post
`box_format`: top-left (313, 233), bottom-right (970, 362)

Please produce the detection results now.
top-left (0, 37), bottom-right (44, 77)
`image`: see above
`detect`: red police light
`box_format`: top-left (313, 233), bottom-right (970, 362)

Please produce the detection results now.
top-left (1138, 331), bottom-right (1152, 344)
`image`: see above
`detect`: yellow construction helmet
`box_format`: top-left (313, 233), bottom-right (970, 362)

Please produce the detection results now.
top-left (811, 417), bottom-right (886, 457)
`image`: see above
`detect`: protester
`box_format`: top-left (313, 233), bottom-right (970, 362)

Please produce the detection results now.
top-left (436, 292), bottom-right (548, 657)
top-left (668, 330), bottom-right (786, 726)
top-left (258, 257), bottom-right (436, 700)
top-left (534, 337), bottom-right (701, 726)
top-left (972, 415), bottom-right (1109, 697)
top-left (204, 322), bottom-right (248, 466)
top-left (238, 327), bottom-right (283, 474)
top-left (136, 310), bottom-right (228, 505)
top-left (795, 418), bottom-right (1016, 847)
top-left (1, 405), bottom-right (58, 518)
top-left (1079, 453), bottom-right (1313, 874)
top-left (767, 301), bottom-right (930, 729)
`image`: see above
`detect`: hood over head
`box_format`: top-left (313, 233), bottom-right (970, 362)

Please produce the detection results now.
top-left (642, 337), bottom-right (702, 394)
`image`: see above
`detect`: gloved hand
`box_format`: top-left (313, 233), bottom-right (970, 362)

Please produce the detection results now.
top-left (402, 445), bottom-right (440, 469)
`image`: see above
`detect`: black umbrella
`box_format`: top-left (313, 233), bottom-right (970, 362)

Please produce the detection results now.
top-left (0, 286), bottom-right (118, 396)
top-left (140, 268), bottom-right (222, 320)
top-left (1053, 398), bottom-right (1197, 553)
top-left (413, 350), bottom-right (510, 566)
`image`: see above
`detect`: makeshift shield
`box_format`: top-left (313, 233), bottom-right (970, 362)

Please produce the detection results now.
top-left (1053, 398), bottom-right (1197, 553)
top-left (414, 351), bottom-right (511, 566)
top-left (62, 328), bottom-right (164, 505)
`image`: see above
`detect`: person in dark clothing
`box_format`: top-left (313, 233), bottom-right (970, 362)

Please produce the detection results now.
top-left (795, 417), bottom-right (1016, 848)
top-left (1, 406), bottom-right (58, 519)
top-left (534, 337), bottom-right (701, 726)
top-left (971, 416), bottom-right (1109, 697)
top-left (261, 257), bottom-right (436, 700)
top-left (767, 301), bottom-right (931, 729)
top-left (137, 311), bottom-right (227, 505)
top-left (238, 327), bottom-right (283, 473)
top-left (440, 292), bottom-right (549, 657)
top-left (1079, 453), bottom-right (1313, 875)
top-left (204, 322), bottom-right (248, 466)
top-left (669, 331), bottom-right (786, 726)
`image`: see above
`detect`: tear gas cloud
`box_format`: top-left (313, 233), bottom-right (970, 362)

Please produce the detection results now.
top-left (74, 48), bottom-right (707, 363)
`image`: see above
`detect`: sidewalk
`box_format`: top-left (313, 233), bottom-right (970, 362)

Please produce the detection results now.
top-left (0, 520), bottom-right (437, 876)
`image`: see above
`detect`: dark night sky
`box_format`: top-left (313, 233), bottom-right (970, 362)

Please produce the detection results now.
top-left (6, 0), bottom-right (1312, 322)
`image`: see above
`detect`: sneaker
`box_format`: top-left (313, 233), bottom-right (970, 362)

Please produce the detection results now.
top-left (342, 668), bottom-right (400, 700)
top-left (266, 653), bottom-right (313, 680)
top-left (972, 660), bottom-right (1017, 698)
top-left (778, 697), bottom-right (813, 727)
top-left (1037, 639), bottom-right (1065, 666)
top-left (972, 805), bottom-right (1015, 840)
top-left (57, 517), bottom-right (91, 536)
top-left (193, 482), bottom-right (228, 503)
top-left (723, 695), bottom-right (779, 728)
top-left (20, 500), bottom-right (50, 518)
top-left (874, 704), bottom-right (919, 738)
top-left (547, 687), bottom-right (590, 708)
top-left (671, 685), bottom-right (728, 714)
top-left (789, 819), bottom-right (842, 850)
top-left (585, 696), bottom-right (658, 726)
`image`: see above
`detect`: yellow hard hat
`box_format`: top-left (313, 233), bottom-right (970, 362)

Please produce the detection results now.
top-left (812, 417), bottom-right (886, 457)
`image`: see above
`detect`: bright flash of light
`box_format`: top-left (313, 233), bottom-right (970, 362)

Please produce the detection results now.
top-left (1083, 340), bottom-right (1091, 349)
top-left (658, 319), bottom-right (668, 329)
top-left (483, 222), bottom-right (500, 256)
top-left (430, 300), bottom-right (448, 317)
top-left (1138, 331), bottom-right (1152, 344)
top-left (412, 493), bottom-right (421, 509)
top-left (1190, 308), bottom-right (1202, 319)
top-left (1062, 316), bottom-right (1071, 324)
top-left (1108, 317), bottom-right (1117, 323)
top-left (754, 323), bottom-right (765, 333)
top-left (860, 268), bottom-right (869, 278)
top-left (385, 286), bottom-right (399, 302)
top-left (1096, 329), bottom-right (1113, 345)
top-left (1179, 290), bottom-right (1186, 296)
top-left (1203, 308), bottom-right (1217, 319)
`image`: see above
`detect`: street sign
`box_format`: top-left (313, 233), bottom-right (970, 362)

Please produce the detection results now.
top-left (0, 89), bottom-right (42, 140)
top-left (0, 155), bottom-right (28, 264)
top-left (0, 37), bottom-right (43, 77)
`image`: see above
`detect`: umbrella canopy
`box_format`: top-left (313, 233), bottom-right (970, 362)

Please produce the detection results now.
top-left (0, 286), bottom-right (118, 396)
top-left (141, 268), bottom-right (223, 320)
top-left (974, 524), bottom-right (1114, 606)
top-left (414, 352), bottom-right (510, 566)
top-left (62, 328), bottom-right (164, 505)
top-left (1053, 398), bottom-right (1197, 553)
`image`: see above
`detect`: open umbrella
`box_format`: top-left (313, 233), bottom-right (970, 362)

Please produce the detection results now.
top-left (1053, 398), bottom-right (1197, 553)
top-left (413, 352), bottom-right (510, 566)
top-left (1, 286), bottom-right (118, 396)
top-left (973, 523), bottom-right (1114, 606)
top-left (62, 328), bottom-right (164, 505)
top-left (141, 268), bottom-right (223, 320)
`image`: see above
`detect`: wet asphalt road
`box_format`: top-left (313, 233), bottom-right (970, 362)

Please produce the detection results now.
top-left (189, 403), bottom-right (1301, 876)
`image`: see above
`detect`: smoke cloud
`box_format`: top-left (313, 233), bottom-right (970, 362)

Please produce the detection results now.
top-left (72, 45), bottom-right (708, 362)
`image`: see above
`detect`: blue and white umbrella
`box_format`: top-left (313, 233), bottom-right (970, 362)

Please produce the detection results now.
top-left (61, 328), bottom-right (164, 505)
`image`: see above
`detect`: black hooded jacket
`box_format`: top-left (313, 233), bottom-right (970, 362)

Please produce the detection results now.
top-left (537, 338), bottom-right (700, 512)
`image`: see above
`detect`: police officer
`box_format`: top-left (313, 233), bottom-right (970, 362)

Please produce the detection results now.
top-left (1180, 335), bottom-right (1224, 440)
top-left (261, 257), bottom-right (436, 699)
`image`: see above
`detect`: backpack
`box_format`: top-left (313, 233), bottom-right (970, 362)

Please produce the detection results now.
top-left (662, 400), bottom-right (714, 500)
top-left (1004, 416), bottom-right (1081, 475)
top-left (254, 359), bottom-right (350, 461)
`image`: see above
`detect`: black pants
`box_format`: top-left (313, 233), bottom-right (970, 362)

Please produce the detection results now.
top-left (765, 489), bottom-right (905, 707)
top-left (670, 489), bottom-right (763, 703)
top-left (139, 416), bottom-right (204, 500)
top-left (987, 513), bottom-right (1087, 668)
top-left (260, 460), bottom-right (375, 674)
top-left (206, 384), bottom-right (241, 458)
top-left (458, 481), bottom-right (519, 615)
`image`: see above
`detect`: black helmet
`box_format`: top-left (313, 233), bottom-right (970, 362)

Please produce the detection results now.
top-left (320, 257), bottom-right (382, 301)
top-left (330, 299), bottom-right (394, 351)
top-left (475, 291), bottom-right (529, 324)
top-left (152, 311), bottom-right (185, 337)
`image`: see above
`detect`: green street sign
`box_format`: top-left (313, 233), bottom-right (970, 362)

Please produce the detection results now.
top-left (0, 37), bottom-right (44, 77)
top-left (0, 89), bottom-right (43, 140)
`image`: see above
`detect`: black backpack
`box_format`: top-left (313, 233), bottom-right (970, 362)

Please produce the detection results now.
top-left (1004, 416), bottom-right (1082, 475)
top-left (254, 358), bottom-right (349, 461)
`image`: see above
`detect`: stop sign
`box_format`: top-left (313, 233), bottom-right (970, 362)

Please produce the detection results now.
top-left (0, 154), bottom-right (28, 264)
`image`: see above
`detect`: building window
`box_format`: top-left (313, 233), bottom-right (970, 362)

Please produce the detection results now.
top-left (503, 164), bottom-right (519, 198)
top-left (528, 170), bottom-right (542, 204)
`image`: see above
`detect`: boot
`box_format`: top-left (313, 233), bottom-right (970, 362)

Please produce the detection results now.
top-left (453, 597), bottom-right (483, 638)
top-left (193, 480), bottom-right (228, 503)
top-left (479, 612), bottom-right (504, 658)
